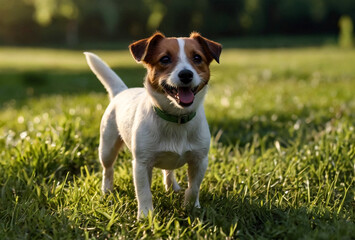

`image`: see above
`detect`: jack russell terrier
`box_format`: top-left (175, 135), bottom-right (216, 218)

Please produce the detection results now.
top-left (84, 32), bottom-right (222, 219)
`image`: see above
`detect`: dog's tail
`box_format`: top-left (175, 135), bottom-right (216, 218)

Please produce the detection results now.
top-left (84, 52), bottom-right (128, 100)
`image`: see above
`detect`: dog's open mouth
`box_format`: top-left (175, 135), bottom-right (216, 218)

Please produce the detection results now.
top-left (161, 81), bottom-right (198, 107)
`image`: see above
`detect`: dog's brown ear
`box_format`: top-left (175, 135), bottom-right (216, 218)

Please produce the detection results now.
top-left (190, 32), bottom-right (222, 64)
top-left (129, 32), bottom-right (165, 63)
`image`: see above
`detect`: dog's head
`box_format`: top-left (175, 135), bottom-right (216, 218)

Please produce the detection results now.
top-left (129, 32), bottom-right (222, 110)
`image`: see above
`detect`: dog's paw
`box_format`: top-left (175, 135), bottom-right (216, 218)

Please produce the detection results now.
top-left (194, 199), bottom-right (201, 208)
top-left (101, 187), bottom-right (113, 194)
top-left (166, 181), bottom-right (181, 192)
top-left (184, 188), bottom-right (201, 209)
top-left (137, 208), bottom-right (154, 220)
top-left (172, 183), bottom-right (181, 192)
top-left (101, 180), bottom-right (113, 194)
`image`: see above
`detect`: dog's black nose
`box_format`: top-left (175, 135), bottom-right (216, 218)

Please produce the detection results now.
top-left (178, 69), bottom-right (193, 84)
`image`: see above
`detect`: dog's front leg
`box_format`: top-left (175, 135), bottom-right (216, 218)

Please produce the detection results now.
top-left (132, 160), bottom-right (153, 219)
top-left (184, 156), bottom-right (208, 208)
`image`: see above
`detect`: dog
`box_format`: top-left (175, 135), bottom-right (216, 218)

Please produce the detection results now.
top-left (84, 32), bottom-right (222, 219)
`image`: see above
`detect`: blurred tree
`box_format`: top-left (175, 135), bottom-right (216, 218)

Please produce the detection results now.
top-left (309, 0), bottom-right (327, 23)
top-left (115, 0), bottom-right (150, 38)
top-left (0, 0), bottom-right (38, 44)
top-left (1, 0), bottom-right (355, 45)
top-left (98, 0), bottom-right (119, 36)
top-left (25, 0), bottom-right (119, 45)
top-left (338, 15), bottom-right (353, 48)
top-left (26, 0), bottom-right (79, 45)
top-left (199, 0), bottom-right (243, 37)
top-left (278, 0), bottom-right (312, 34)
top-left (144, 0), bottom-right (166, 32)
top-left (239, 0), bottom-right (264, 34)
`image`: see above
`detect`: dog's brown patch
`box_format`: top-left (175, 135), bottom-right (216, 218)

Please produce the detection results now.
top-left (184, 38), bottom-right (211, 86)
top-left (144, 38), bottom-right (179, 93)
top-left (190, 32), bottom-right (222, 64)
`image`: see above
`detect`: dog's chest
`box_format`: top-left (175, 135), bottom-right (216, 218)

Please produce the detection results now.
top-left (153, 151), bottom-right (193, 169)
top-left (152, 130), bottom-right (206, 169)
top-left (135, 120), bottom-right (209, 170)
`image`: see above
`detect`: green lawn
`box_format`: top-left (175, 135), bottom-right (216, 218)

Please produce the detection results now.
top-left (0, 45), bottom-right (354, 239)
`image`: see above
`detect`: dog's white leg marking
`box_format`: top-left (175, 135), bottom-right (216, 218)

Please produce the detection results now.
top-left (99, 109), bottom-right (124, 193)
top-left (163, 170), bottom-right (181, 192)
top-left (133, 160), bottom-right (154, 219)
top-left (184, 156), bottom-right (208, 208)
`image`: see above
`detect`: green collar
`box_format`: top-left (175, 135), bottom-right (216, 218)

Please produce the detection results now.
top-left (153, 106), bottom-right (196, 124)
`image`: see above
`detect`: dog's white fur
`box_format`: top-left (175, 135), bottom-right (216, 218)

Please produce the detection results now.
top-left (84, 35), bottom-right (219, 219)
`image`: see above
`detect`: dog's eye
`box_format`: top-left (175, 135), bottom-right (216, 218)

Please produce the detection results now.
top-left (193, 54), bottom-right (202, 64)
top-left (160, 55), bottom-right (171, 65)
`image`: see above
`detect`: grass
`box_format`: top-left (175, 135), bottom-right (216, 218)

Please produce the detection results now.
top-left (0, 44), bottom-right (354, 239)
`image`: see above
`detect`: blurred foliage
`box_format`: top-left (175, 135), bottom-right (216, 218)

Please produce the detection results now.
top-left (0, 0), bottom-right (355, 45)
top-left (338, 15), bottom-right (353, 48)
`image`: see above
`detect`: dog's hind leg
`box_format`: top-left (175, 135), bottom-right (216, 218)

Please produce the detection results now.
top-left (163, 170), bottom-right (181, 192)
top-left (99, 109), bottom-right (124, 193)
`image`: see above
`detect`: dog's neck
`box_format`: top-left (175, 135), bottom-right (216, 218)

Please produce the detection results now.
top-left (145, 81), bottom-right (207, 117)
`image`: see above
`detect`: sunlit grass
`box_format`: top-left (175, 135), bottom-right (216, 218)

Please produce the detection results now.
top-left (0, 46), bottom-right (354, 239)
top-left (0, 47), bottom-right (134, 71)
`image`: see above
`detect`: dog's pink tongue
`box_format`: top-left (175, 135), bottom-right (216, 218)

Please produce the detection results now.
top-left (178, 87), bottom-right (194, 105)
